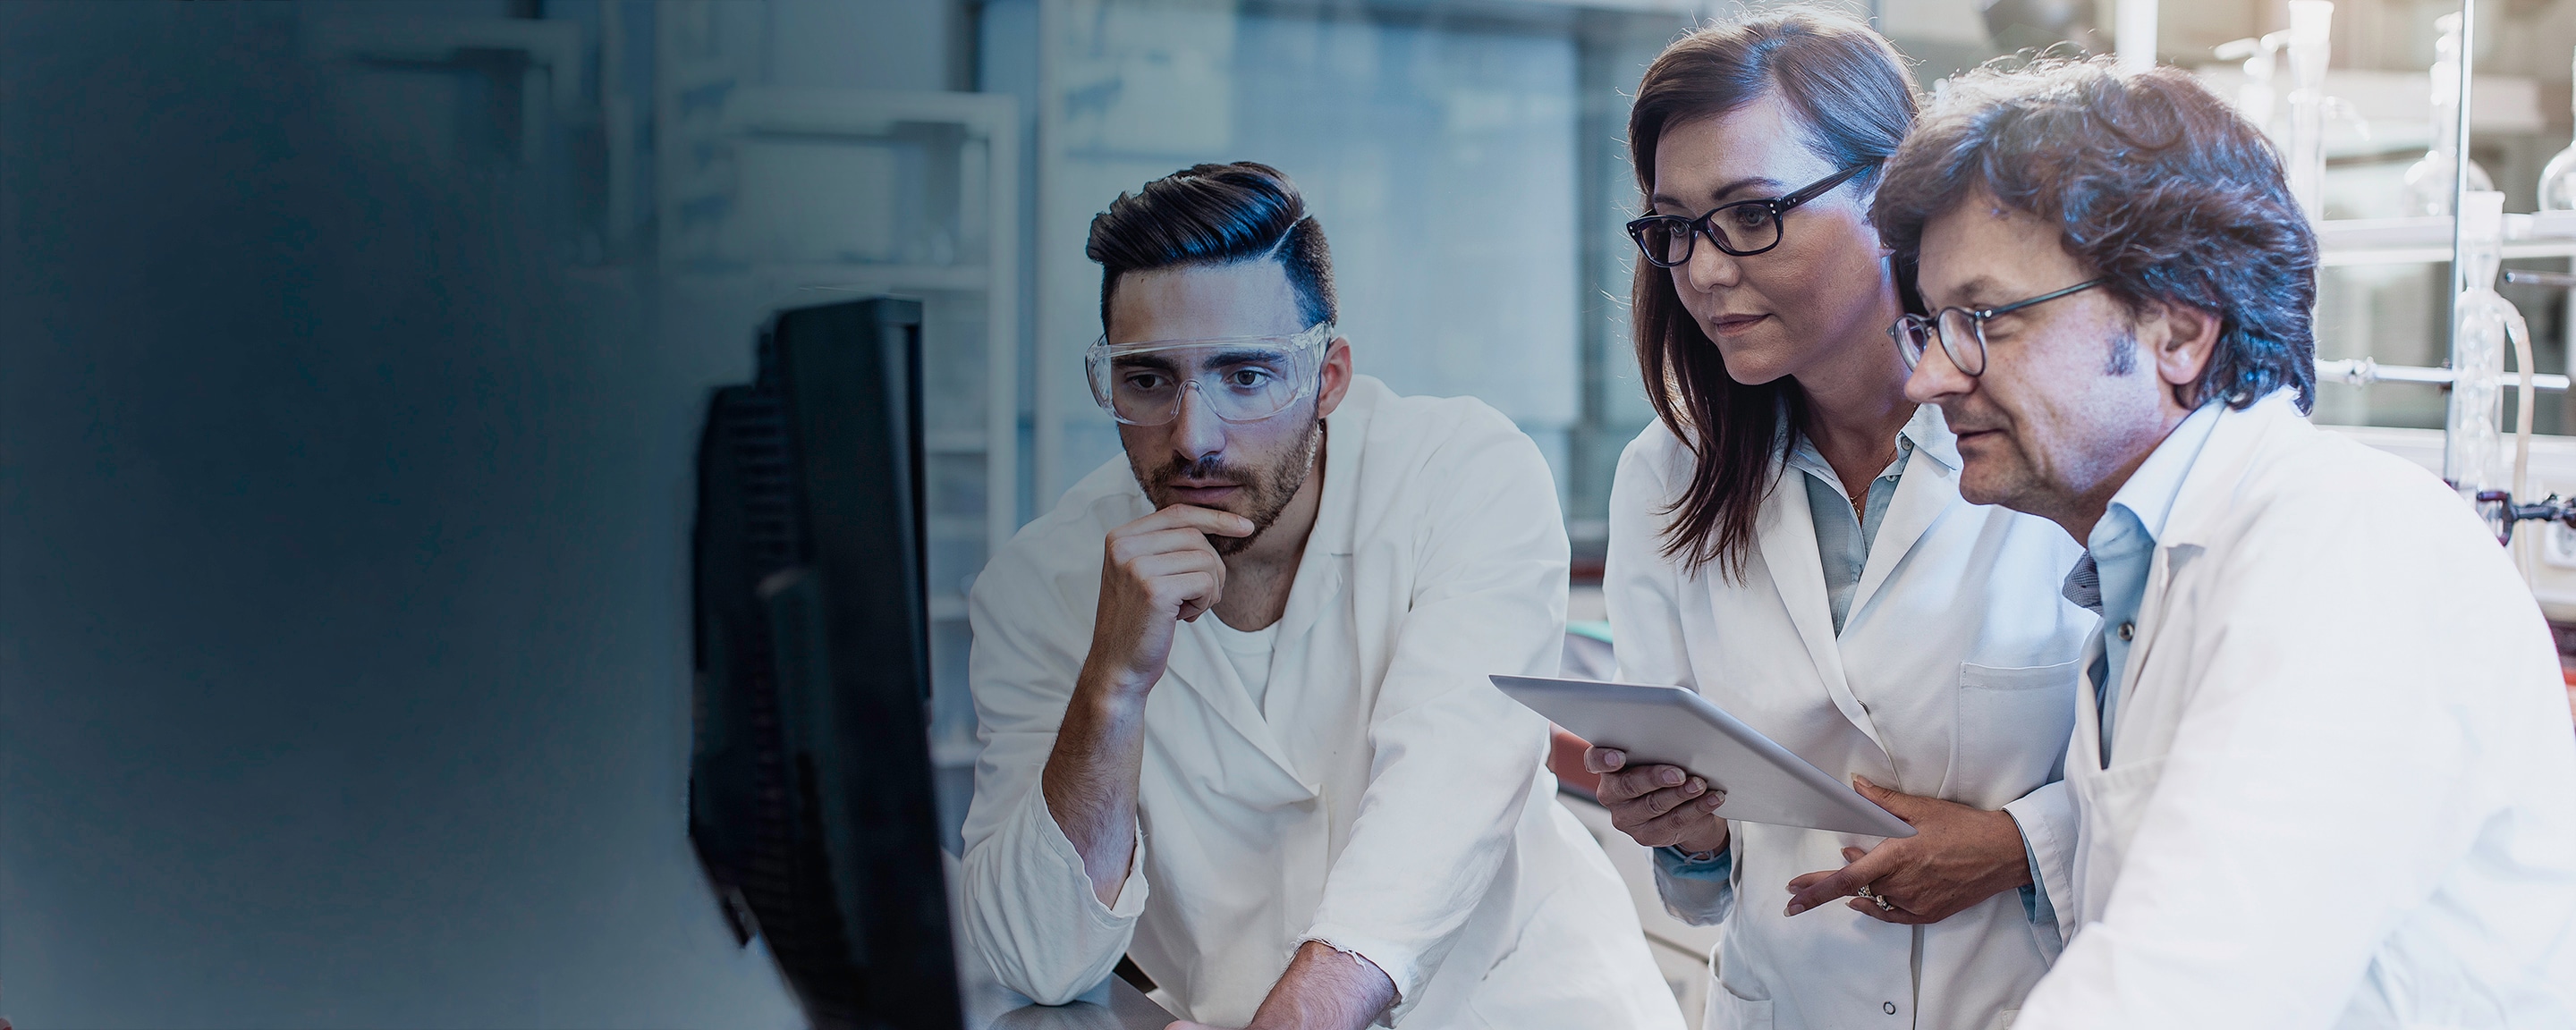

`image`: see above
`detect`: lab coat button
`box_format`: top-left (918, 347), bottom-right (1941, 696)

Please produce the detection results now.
top-left (1884, 1001), bottom-right (1898, 1015)
top-left (2117, 621), bottom-right (2134, 641)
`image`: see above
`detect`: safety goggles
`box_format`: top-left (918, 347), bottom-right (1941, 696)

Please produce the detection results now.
top-left (1085, 320), bottom-right (1335, 426)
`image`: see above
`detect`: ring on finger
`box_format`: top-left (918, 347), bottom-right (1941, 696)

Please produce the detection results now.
top-left (1855, 884), bottom-right (1895, 912)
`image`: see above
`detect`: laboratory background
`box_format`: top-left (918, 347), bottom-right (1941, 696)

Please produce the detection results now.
top-left (2, 0), bottom-right (2574, 1026)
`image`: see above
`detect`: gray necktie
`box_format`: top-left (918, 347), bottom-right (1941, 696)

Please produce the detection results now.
top-left (2063, 550), bottom-right (2114, 763)
top-left (2062, 550), bottom-right (2103, 615)
top-left (2050, 551), bottom-right (2112, 762)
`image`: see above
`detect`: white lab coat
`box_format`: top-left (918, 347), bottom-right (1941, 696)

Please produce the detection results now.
top-left (2014, 393), bottom-right (2576, 1029)
top-left (1606, 405), bottom-right (2095, 1030)
top-left (960, 376), bottom-right (1682, 1030)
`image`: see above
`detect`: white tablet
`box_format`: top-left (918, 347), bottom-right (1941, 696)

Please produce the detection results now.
top-left (1494, 675), bottom-right (1915, 838)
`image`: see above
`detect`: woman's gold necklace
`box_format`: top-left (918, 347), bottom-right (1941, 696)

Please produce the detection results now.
top-left (1852, 445), bottom-right (1896, 522)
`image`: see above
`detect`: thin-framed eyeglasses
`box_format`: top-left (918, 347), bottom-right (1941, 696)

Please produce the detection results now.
top-left (1085, 320), bottom-right (1335, 426)
top-left (1625, 163), bottom-right (1877, 266)
top-left (1890, 279), bottom-right (2107, 377)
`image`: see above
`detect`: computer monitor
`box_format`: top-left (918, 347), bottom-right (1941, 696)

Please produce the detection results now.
top-left (687, 297), bottom-right (962, 1029)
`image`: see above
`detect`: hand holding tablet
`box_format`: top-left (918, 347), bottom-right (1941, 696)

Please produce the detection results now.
top-left (1492, 675), bottom-right (1913, 839)
top-left (1583, 745), bottom-right (1733, 857)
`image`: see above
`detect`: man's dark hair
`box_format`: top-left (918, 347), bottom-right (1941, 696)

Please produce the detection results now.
top-left (1875, 58), bottom-right (2317, 412)
top-left (1086, 162), bottom-right (1335, 334)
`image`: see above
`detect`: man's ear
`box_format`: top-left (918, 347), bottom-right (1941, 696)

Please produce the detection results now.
top-left (1313, 338), bottom-right (1355, 418)
top-left (2144, 302), bottom-right (2221, 409)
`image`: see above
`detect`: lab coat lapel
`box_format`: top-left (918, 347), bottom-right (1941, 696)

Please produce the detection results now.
top-left (2109, 541), bottom-right (2195, 761)
top-left (1849, 412), bottom-right (1961, 623)
top-left (1151, 394), bottom-right (1383, 798)
top-left (2107, 395), bottom-right (2284, 756)
top-left (2153, 395), bottom-right (2284, 552)
top-left (2072, 629), bottom-right (2110, 772)
top-left (1753, 472), bottom-right (1891, 754)
top-left (1272, 411), bottom-right (1360, 657)
top-left (1161, 627), bottom-right (1310, 790)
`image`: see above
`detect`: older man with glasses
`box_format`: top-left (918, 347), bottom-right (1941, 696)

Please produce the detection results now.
top-left (1871, 60), bottom-right (2576, 1027)
top-left (956, 162), bottom-right (1682, 1030)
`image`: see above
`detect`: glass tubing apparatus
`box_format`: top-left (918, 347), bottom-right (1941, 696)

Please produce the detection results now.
top-left (2467, 0), bottom-right (2576, 543)
top-left (2292, 0), bottom-right (2576, 544)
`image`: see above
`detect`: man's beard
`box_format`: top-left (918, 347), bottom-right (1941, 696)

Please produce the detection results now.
top-left (1131, 418), bottom-right (1322, 556)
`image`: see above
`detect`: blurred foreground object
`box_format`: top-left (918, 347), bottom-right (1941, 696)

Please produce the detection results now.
top-left (687, 298), bottom-right (961, 1029)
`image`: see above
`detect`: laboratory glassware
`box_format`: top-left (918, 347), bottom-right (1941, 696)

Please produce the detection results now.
top-left (2402, 13), bottom-right (2495, 216)
top-left (2444, 191), bottom-right (2535, 497)
top-left (2282, 1), bottom-right (2334, 221)
top-left (2538, 47), bottom-right (2575, 211)
top-left (2213, 31), bottom-right (2287, 134)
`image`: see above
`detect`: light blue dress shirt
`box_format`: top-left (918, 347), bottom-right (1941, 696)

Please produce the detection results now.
top-left (2021, 402), bottom-right (2224, 925)
top-left (1795, 433), bottom-right (1914, 636)
top-left (1654, 426), bottom-right (1916, 882)
top-left (2068, 402), bottom-right (2223, 762)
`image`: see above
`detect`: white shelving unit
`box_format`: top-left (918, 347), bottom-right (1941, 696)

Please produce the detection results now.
top-left (302, 17), bottom-right (587, 165)
top-left (731, 90), bottom-right (1018, 771)
top-left (685, 88), bottom-right (1020, 561)
top-left (654, 13), bottom-right (1023, 771)
top-left (2318, 212), bottom-right (2576, 266)
top-left (2314, 212), bottom-right (2576, 393)
top-left (2301, 0), bottom-right (2576, 616)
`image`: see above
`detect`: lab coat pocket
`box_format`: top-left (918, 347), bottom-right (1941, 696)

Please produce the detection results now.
top-left (2065, 754), bottom-right (2170, 924)
top-left (1701, 958), bottom-right (1774, 1030)
top-left (2080, 756), bottom-right (2168, 867)
top-left (1945, 661), bottom-right (2082, 809)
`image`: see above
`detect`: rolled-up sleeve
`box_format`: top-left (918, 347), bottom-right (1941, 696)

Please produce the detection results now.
top-left (956, 544), bottom-right (1145, 1005)
top-left (1650, 844), bottom-right (1737, 926)
top-left (2004, 779), bottom-right (2074, 940)
top-left (1299, 411), bottom-right (1569, 1024)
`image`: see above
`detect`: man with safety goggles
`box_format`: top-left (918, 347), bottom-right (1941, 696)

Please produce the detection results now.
top-left (957, 162), bottom-right (1681, 1030)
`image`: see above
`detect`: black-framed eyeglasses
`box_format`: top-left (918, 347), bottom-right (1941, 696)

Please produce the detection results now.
top-left (1891, 279), bottom-right (2106, 377)
top-left (1625, 163), bottom-right (1876, 266)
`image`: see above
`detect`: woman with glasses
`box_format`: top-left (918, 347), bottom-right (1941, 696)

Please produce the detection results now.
top-left (1582, 12), bottom-right (2096, 1029)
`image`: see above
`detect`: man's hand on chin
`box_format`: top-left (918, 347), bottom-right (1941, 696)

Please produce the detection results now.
top-left (1166, 940), bottom-right (1394, 1030)
top-left (1085, 503), bottom-right (1254, 692)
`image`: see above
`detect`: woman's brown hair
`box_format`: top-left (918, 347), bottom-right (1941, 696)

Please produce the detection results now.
top-left (1629, 10), bottom-right (1919, 578)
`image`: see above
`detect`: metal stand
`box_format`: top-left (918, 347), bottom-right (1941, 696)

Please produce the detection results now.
top-left (2442, 0), bottom-right (2482, 486)
top-left (2491, 272), bottom-right (2576, 539)
top-left (2479, 491), bottom-right (2576, 544)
